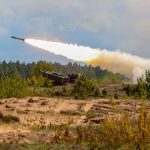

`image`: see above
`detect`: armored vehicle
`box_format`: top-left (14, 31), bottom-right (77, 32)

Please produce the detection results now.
top-left (41, 71), bottom-right (78, 85)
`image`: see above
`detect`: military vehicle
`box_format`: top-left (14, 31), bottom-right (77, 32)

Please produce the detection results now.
top-left (41, 71), bottom-right (78, 85)
top-left (67, 73), bottom-right (78, 83)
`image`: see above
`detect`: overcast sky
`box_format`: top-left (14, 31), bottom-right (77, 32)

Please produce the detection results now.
top-left (0, 0), bottom-right (150, 62)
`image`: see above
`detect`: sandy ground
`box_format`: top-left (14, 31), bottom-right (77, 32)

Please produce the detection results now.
top-left (0, 97), bottom-right (149, 144)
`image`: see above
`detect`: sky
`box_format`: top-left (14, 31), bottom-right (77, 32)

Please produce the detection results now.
top-left (0, 0), bottom-right (150, 63)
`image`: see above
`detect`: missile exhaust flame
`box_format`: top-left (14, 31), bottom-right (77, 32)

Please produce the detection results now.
top-left (24, 38), bottom-right (150, 81)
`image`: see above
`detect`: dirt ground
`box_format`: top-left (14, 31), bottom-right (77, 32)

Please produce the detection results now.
top-left (0, 97), bottom-right (149, 144)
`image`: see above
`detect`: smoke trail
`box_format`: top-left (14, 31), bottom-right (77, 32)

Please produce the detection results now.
top-left (25, 39), bottom-right (150, 80)
top-left (25, 39), bottom-right (99, 61)
top-left (87, 50), bottom-right (150, 79)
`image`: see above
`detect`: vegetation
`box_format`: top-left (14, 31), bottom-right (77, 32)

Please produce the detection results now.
top-left (0, 60), bottom-right (127, 99)
top-left (72, 75), bottom-right (100, 99)
top-left (97, 72), bottom-right (127, 84)
top-left (0, 61), bottom-right (150, 100)
top-left (0, 61), bottom-right (150, 149)
top-left (12, 103), bottom-right (149, 150)
top-left (0, 60), bottom-right (125, 81)
top-left (123, 70), bottom-right (150, 100)
top-left (0, 76), bottom-right (27, 98)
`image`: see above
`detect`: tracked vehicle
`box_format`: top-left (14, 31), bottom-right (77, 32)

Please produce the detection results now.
top-left (41, 71), bottom-right (78, 85)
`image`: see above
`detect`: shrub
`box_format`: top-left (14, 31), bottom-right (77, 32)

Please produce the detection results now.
top-left (135, 76), bottom-right (147, 100)
top-left (29, 104), bottom-right (150, 149)
top-left (123, 84), bottom-right (136, 97)
top-left (32, 60), bottom-right (53, 77)
top-left (103, 103), bottom-right (150, 149)
top-left (0, 76), bottom-right (27, 98)
top-left (145, 70), bottom-right (150, 98)
top-left (72, 75), bottom-right (100, 99)
top-left (123, 70), bottom-right (150, 100)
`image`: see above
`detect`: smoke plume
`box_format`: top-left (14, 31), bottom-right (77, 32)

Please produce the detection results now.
top-left (25, 39), bottom-right (150, 81)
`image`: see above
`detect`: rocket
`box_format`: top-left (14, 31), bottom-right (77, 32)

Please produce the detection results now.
top-left (11, 36), bottom-right (24, 41)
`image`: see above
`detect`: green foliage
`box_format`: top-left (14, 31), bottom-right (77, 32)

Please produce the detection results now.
top-left (98, 73), bottom-right (126, 84)
top-left (135, 76), bottom-right (147, 100)
top-left (145, 70), bottom-right (150, 98)
top-left (0, 61), bottom-right (126, 82)
top-left (123, 70), bottom-right (150, 100)
top-left (28, 75), bottom-right (53, 88)
top-left (0, 60), bottom-right (127, 99)
top-left (103, 104), bottom-right (150, 149)
top-left (123, 84), bottom-right (136, 97)
top-left (0, 61), bottom-right (34, 79)
top-left (27, 76), bottom-right (45, 87)
top-left (72, 75), bottom-right (100, 99)
top-left (30, 104), bottom-right (149, 149)
top-left (32, 60), bottom-right (53, 76)
top-left (27, 75), bottom-right (54, 96)
top-left (0, 76), bottom-right (27, 98)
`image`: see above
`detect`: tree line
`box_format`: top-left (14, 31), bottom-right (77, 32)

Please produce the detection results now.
top-left (0, 60), bottom-right (127, 99)
top-left (0, 60), bottom-right (124, 80)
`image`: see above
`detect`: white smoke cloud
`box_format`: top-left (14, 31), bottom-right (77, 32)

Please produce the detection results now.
top-left (88, 50), bottom-right (150, 75)
top-left (132, 67), bottom-right (145, 84)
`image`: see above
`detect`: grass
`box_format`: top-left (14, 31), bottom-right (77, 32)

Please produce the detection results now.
top-left (0, 106), bottom-right (149, 149)
top-left (28, 102), bottom-right (150, 150)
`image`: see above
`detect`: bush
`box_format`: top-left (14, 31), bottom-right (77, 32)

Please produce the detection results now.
top-left (123, 84), bottom-right (136, 97)
top-left (123, 70), bottom-right (150, 100)
top-left (72, 75), bottom-right (100, 99)
top-left (0, 76), bottom-right (27, 98)
top-left (135, 76), bottom-right (147, 100)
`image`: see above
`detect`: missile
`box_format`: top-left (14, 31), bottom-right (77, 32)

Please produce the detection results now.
top-left (11, 36), bottom-right (24, 41)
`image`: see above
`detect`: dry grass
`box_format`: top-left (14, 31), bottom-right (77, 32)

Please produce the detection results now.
top-left (0, 97), bottom-right (149, 149)
top-left (28, 103), bottom-right (150, 149)
top-left (60, 110), bottom-right (81, 116)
